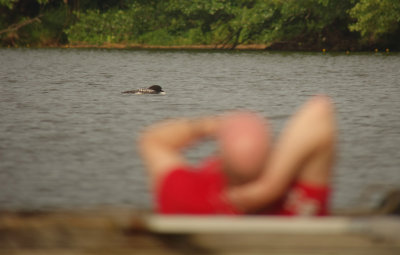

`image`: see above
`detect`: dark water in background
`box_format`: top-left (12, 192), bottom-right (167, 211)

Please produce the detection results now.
top-left (0, 48), bottom-right (399, 211)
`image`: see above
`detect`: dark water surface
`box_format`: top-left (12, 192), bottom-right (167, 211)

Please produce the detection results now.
top-left (1, 48), bottom-right (399, 211)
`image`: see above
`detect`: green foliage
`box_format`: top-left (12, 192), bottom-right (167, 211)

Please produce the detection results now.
top-left (206, 1), bottom-right (275, 46)
top-left (35, 7), bottom-right (69, 45)
top-left (65, 9), bottom-right (135, 44)
top-left (261, 0), bottom-right (354, 42)
top-left (1, 0), bottom-right (400, 50)
top-left (0, 0), bottom-right (48, 9)
top-left (349, 0), bottom-right (400, 42)
top-left (0, 0), bottom-right (17, 9)
top-left (0, 0), bottom-right (57, 46)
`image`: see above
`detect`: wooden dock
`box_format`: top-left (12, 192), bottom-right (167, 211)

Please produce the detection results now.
top-left (1, 209), bottom-right (399, 255)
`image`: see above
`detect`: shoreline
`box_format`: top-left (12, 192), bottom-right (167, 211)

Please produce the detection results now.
top-left (3, 42), bottom-right (396, 52)
top-left (64, 43), bottom-right (270, 50)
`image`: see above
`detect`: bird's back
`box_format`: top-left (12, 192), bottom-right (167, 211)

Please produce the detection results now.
top-left (122, 88), bottom-right (158, 94)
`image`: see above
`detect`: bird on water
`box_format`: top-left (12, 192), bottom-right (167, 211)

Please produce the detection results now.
top-left (122, 85), bottom-right (165, 95)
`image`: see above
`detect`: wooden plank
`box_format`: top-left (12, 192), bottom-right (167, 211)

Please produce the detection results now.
top-left (0, 210), bottom-right (399, 255)
top-left (142, 215), bottom-right (400, 240)
top-left (143, 216), bottom-right (355, 234)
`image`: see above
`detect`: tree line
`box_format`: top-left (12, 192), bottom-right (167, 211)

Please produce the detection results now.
top-left (1, 0), bottom-right (399, 50)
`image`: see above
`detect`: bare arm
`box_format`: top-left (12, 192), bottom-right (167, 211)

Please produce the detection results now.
top-left (227, 96), bottom-right (336, 213)
top-left (139, 116), bottom-right (220, 190)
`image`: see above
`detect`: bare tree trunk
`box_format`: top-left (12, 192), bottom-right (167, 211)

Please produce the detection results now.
top-left (0, 15), bottom-right (43, 35)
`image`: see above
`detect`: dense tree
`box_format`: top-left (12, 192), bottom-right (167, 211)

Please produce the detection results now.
top-left (349, 0), bottom-right (400, 44)
top-left (1, 0), bottom-right (399, 50)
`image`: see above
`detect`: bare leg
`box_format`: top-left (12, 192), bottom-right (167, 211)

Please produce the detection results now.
top-left (227, 95), bottom-right (337, 212)
top-left (281, 95), bottom-right (336, 186)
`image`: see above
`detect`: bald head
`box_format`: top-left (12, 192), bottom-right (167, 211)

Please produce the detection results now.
top-left (218, 111), bottom-right (270, 185)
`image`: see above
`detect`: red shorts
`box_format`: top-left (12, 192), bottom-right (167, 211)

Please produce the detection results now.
top-left (157, 164), bottom-right (330, 216)
top-left (260, 182), bottom-right (330, 216)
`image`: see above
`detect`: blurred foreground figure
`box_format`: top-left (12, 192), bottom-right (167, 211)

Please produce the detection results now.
top-left (139, 96), bottom-right (336, 215)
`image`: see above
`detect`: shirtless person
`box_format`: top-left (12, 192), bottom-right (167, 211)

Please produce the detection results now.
top-left (139, 96), bottom-right (336, 215)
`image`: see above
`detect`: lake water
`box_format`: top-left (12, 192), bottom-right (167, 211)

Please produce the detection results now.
top-left (0, 48), bottom-right (399, 211)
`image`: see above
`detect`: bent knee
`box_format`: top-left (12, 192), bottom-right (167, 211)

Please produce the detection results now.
top-left (307, 95), bottom-right (335, 119)
top-left (303, 95), bottom-right (337, 145)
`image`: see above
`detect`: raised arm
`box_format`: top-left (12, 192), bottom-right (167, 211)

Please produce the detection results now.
top-left (227, 95), bottom-right (337, 213)
top-left (139, 116), bottom-right (220, 190)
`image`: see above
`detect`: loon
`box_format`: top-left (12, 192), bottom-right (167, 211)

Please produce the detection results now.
top-left (122, 85), bottom-right (165, 95)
